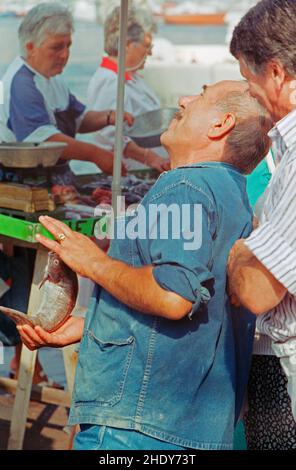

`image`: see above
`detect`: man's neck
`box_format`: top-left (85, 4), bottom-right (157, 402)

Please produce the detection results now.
top-left (279, 104), bottom-right (296, 121)
top-left (274, 84), bottom-right (296, 122)
top-left (170, 149), bottom-right (225, 169)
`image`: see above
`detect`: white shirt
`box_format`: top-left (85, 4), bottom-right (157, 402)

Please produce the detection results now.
top-left (87, 57), bottom-right (168, 170)
top-left (246, 110), bottom-right (296, 343)
top-left (245, 109), bottom-right (296, 419)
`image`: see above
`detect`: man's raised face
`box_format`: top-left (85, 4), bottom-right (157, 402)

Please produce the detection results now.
top-left (161, 80), bottom-right (249, 152)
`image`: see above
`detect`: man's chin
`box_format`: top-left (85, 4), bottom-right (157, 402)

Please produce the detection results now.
top-left (160, 130), bottom-right (166, 146)
top-left (54, 65), bottom-right (66, 74)
top-left (160, 130), bottom-right (170, 150)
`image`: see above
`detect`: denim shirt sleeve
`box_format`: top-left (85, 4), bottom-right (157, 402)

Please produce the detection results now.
top-left (142, 182), bottom-right (217, 317)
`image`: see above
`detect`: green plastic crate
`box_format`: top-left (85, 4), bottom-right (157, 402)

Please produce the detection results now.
top-left (0, 213), bottom-right (107, 243)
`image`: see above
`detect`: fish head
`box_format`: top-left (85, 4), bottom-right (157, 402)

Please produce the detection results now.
top-left (40, 251), bottom-right (78, 294)
top-left (44, 251), bottom-right (66, 284)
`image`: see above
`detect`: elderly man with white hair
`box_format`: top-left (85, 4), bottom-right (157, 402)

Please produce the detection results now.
top-left (0, 2), bottom-right (133, 181)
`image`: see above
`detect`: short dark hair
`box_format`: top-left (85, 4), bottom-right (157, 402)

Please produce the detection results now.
top-left (218, 91), bottom-right (273, 174)
top-left (230, 0), bottom-right (296, 76)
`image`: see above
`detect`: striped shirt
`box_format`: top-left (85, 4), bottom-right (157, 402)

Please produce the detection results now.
top-left (245, 109), bottom-right (296, 357)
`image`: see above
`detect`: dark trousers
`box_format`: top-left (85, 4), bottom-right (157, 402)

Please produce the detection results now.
top-left (244, 355), bottom-right (296, 450)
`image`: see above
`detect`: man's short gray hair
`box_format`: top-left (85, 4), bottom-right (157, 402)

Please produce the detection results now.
top-left (18, 3), bottom-right (74, 58)
top-left (104, 6), bottom-right (156, 56)
top-left (218, 90), bottom-right (273, 174)
top-left (230, 0), bottom-right (296, 76)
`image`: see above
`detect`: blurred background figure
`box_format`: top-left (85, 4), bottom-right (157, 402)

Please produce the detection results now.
top-left (87, 6), bottom-right (170, 173)
top-left (0, 2), bottom-right (132, 387)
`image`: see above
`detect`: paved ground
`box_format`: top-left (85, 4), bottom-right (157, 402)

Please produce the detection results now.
top-left (0, 345), bottom-right (71, 450)
top-left (0, 395), bottom-right (71, 450)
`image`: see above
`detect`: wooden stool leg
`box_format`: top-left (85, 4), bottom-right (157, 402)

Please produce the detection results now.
top-left (7, 348), bottom-right (37, 449)
top-left (62, 344), bottom-right (78, 449)
top-left (7, 248), bottom-right (48, 450)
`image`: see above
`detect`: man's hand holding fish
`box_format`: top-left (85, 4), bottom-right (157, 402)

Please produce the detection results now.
top-left (17, 316), bottom-right (84, 350)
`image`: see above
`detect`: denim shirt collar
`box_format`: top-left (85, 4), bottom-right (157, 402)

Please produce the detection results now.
top-left (173, 161), bottom-right (243, 175)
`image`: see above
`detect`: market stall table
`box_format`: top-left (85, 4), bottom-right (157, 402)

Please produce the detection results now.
top-left (0, 212), bottom-right (103, 450)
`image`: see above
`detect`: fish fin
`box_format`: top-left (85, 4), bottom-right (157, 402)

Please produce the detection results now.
top-left (0, 306), bottom-right (36, 328)
top-left (39, 276), bottom-right (49, 289)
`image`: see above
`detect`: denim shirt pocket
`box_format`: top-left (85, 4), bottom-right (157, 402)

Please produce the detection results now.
top-left (74, 330), bottom-right (135, 407)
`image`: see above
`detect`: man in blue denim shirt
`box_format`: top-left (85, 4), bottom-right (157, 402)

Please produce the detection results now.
top-left (18, 81), bottom-right (272, 450)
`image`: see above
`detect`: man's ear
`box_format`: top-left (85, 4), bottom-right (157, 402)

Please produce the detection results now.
top-left (26, 42), bottom-right (35, 56)
top-left (266, 60), bottom-right (286, 91)
top-left (208, 113), bottom-right (236, 140)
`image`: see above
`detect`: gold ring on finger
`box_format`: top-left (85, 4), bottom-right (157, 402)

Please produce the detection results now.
top-left (57, 233), bottom-right (66, 242)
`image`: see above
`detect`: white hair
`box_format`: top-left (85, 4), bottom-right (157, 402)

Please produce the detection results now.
top-left (104, 6), bottom-right (156, 56)
top-left (134, 8), bottom-right (157, 35)
top-left (18, 3), bottom-right (74, 58)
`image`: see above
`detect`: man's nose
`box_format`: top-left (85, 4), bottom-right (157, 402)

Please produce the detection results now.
top-left (178, 95), bottom-right (195, 107)
top-left (147, 45), bottom-right (153, 56)
top-left (60, 47), bottom-right (69, 60)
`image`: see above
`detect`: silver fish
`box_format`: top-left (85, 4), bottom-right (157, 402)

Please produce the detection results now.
top-left (0, 252), bottom-right (78, 332)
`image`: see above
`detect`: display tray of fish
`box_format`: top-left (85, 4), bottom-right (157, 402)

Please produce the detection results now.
top-left (0, 252), bottom-right (78, 332)
top-left (78, 174), bottom-right (156, 205)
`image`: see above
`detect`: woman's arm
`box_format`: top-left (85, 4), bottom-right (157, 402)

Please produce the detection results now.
top-left (124, 141), bottom-right (170, 172)
top-left (46, 133), bottom-right (126, 175)
top-left (78, 110), bottom-right (134, 133)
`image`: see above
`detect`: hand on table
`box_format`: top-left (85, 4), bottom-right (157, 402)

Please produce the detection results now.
top-left (146, 151), bottom-right (171, 173)
top-left (108, 110), bottom-right (134, 127)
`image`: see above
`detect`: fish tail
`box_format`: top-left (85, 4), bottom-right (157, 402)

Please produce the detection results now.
top-left (0, 306), bottom-right (36, 328)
